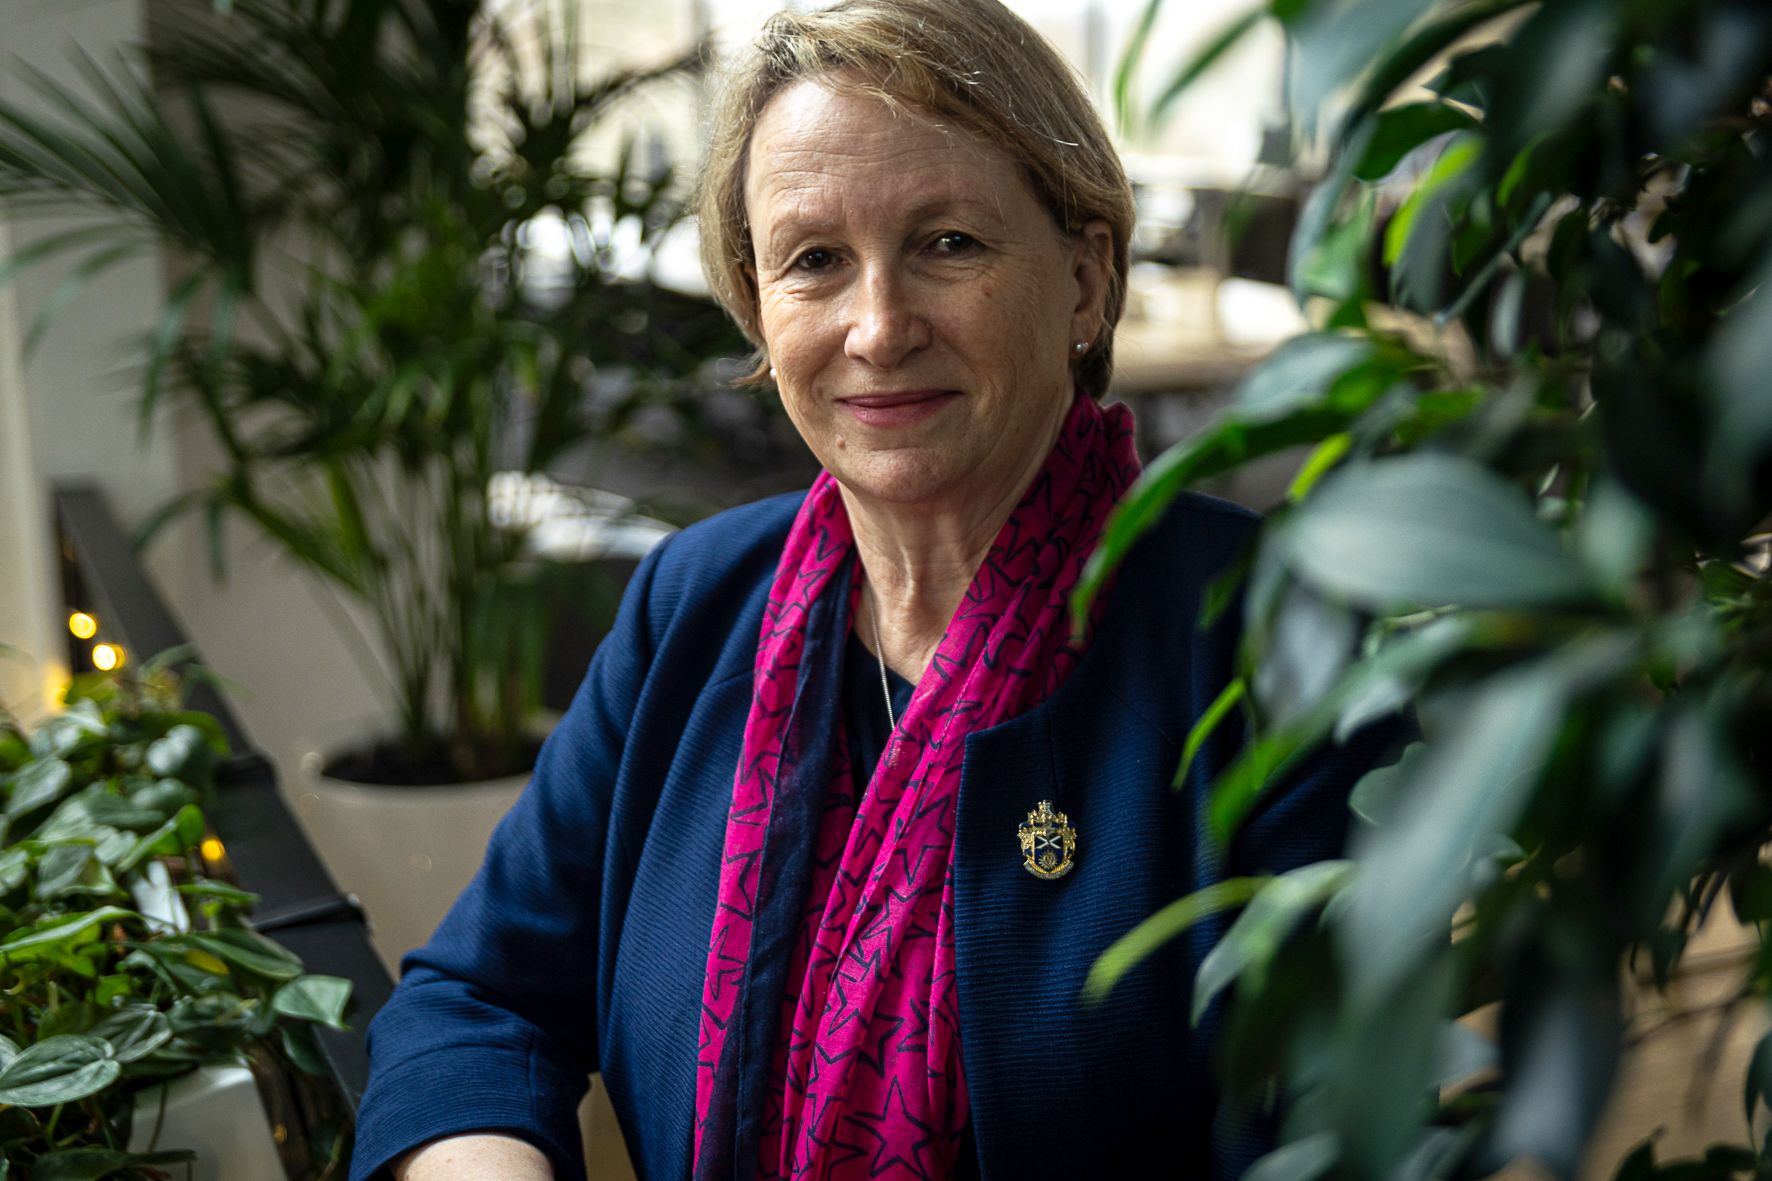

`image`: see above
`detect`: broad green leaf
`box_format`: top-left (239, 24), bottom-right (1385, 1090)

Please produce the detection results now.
top-left (1353, 102), bottom-right (1477, 182)
top-left (1331, 953), bottom-right (1460, 1177)
top-left (173, 802), bottom-right (206, 849)
top-left (1481, 0), bottom-right (1612, 149)
top-left (281, 1021), bottom-right (328, 1075)
top-left (1337, 649), bottom-right (1612, 1008)
top-left (185, 928), bottom-right (303, 980)
top-left (35, 784), bottom-right (166, 840)
top-left (1574, 478), bottom-right (1653, 597)
top-left (87, 1005), bottom-right (172, 1063)
top-left (1194, 860), bottom-right (1350, 1023)
top-left (1236, 334), bottom-right (1373, 422)
top-left (1297, 191), bottom-right (1376, 303)
top-left (0, 1033), bottom-right (17, 1070)
top-left (144, 724), bottom-right (211, 786)
top-left (6, 758), bottom-right (72, 817)
top-left (124, 777), bottom-right (198, 817)
top-left (1212, 615), bottom-right (1472, 842)
top-left (1082, 876), bottom-right (1268, 1003)
top-left (1252, 584), bottom-right (1357, 727)
top-left (1289, 121), bottom-right (1369, 302)
top-left (1705, 253), bottom-right (1772, 506)
top-left (34, 843), bottom-right (120, 900)
top-left (0, 1035), bottom-right (118, 1106)
top-left (1430, 1019), bottom-right (1497, 1090)
top-left (1286, 0), bottom-right (1439, 127)
top-left (177, 879), bottom-right (260, 907)
top-left (1486, 970), bottom-right (1620, 1181)
top-left (1073, 404), bottom-right (1352, 630)
top-left (0, 906), bottom-right (133, 962)
top-left (1383, 134), bottom-right (1480, 269)
top-left (185, 947), bottom-right (232, 975)
top-left (30, 1148), bottom-right (196, 1181)
top-left (1347, 741), bottom-right (1425, 827)
top-left (272, 974), bottom-right (352, 1029)
top-left (114, 816), bottom-right (180, 875)
top-left (93, 974), bottom-right (130, 1008)
top-left (0, 847), bottom-right (27, 893)
top-left (1243, 1134), bottom-right (1338, 1181)
top-left (1285, 455), bottom-right (1590, 610)
top-left (93, 825), bottom-right (135, 865)
top-left (1649, 705), bottom-right (1754, 909)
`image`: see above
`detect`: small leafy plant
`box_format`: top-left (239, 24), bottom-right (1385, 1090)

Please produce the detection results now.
top-left (0, 654), bottom-right (352, 1179)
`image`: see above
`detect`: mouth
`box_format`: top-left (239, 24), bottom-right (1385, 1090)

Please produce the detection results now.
top-left (835, 388), bottom-right (959, 428)
top-left (837, 389), bottom-right (957, 409)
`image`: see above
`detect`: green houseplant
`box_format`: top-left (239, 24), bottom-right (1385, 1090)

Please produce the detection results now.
top-left (1087, 0), bottom-right (1772, 1178)
top-left (0, 0), bottom-right (742, 784)
top-left (0, 652), bottom-right (352, 1178)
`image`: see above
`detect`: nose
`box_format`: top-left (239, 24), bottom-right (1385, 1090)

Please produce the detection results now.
top-left (844, 265), bottom-right (930, 369)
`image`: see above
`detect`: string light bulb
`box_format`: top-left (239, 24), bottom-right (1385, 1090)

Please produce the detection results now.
top-left (68, 612), bottom-right (97, 640)
top-left (91, 643), bottom-right (125, 672)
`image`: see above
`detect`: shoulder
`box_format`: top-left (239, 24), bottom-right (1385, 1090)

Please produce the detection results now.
top-left (621, 490), bottom-right (808, 680)
top-left (1117, 487), bottom-right (1263, 594)
top-left (639, 490), bottom-right (805, 617)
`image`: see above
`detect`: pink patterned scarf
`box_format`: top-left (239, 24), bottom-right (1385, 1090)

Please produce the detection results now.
top-left (694, 392), bottom-right (1140, 1179)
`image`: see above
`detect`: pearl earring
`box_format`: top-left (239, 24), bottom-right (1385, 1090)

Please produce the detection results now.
top-left (769, 366), bottom-right (777, 378)
top-left (1073, 341), bottom-right (1089, 356)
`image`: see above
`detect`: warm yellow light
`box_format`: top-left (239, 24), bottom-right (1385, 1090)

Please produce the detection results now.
top-left (68, 612), bottom-right (98, 640)
top-left (91, 643), bottom-right (124, 672)
top-left (44, 664), bottom-right (71, 708)
top-left (200, 838), bottom-right (226, 863)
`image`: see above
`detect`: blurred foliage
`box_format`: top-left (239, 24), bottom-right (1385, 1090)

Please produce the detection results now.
top-left (1093, 0), bottom-right (1772, 1177)
top-left (0, 0), bottom-right (746, 780)
top-left (0, 650), bottom-right (350, 1178)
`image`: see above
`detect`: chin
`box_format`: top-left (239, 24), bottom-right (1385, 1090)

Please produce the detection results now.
top-left (831, 449), bottom-right (963, 509)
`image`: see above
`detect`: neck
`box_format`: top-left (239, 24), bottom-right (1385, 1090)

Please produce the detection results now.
top-left (844, 409), bottom-right (1068, 681)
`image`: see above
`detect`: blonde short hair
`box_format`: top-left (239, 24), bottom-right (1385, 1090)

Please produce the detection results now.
top-left (696, 0), bottom-right (1136, 398)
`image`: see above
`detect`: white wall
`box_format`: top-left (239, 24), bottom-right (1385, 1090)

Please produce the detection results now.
top-left (0, 0), bottom-right (390, 766)
top-left (0, 0), bottom-right (180, 720)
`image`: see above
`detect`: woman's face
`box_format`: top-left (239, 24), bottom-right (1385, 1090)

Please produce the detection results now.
top-left (744, 78), bottom-right (1112, 515)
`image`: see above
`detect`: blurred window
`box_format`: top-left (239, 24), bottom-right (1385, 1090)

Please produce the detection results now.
top-left (474, 0), bottom-right (1285, 185)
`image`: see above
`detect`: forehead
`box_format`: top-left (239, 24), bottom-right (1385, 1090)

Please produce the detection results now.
top-left (744, 78), bottom-right (1040, 234)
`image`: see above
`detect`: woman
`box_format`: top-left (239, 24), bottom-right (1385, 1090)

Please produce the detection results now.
top-left (352, 2), bottom-right (1396, 1178)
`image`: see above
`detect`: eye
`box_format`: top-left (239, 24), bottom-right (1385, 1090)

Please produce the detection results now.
top-left (929, 231), bottom-right (982, 257)
top-left (793, 247), bottom-right (838, 273)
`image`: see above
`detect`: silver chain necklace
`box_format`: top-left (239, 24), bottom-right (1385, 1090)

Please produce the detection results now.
top-left (868, 590), bottom-right (897, 732)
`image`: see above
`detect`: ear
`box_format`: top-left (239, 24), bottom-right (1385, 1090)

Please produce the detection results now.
top-left (1068, 219), bottom-right (1114, 347)
top-left (740, 261), bottom-right (765, 342)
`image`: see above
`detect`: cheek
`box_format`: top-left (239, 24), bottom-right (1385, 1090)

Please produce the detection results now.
top-left (758, 292), bottom-right (835, 371)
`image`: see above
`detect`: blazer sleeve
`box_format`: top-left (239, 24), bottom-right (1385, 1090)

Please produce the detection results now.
top-left (348, 535), bottom-right (673, 1181)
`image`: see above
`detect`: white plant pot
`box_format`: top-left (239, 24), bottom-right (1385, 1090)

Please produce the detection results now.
top-left (128, 1060), bottom-right (283, 1181)
top-left (287, 734), bottom-right (529, 975)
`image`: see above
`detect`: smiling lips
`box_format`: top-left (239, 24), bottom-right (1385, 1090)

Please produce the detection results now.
top-left (837, 389), bottom-right (959, 428)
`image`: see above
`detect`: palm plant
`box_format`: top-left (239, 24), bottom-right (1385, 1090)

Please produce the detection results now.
top-left (1089, 0), bottom-right (1772, 1177)
top-left (0, 0), bottom-right (740, 780)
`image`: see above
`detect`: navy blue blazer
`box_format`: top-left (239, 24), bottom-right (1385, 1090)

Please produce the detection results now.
top-left (350, 489), bottom-right (1398, 1181)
